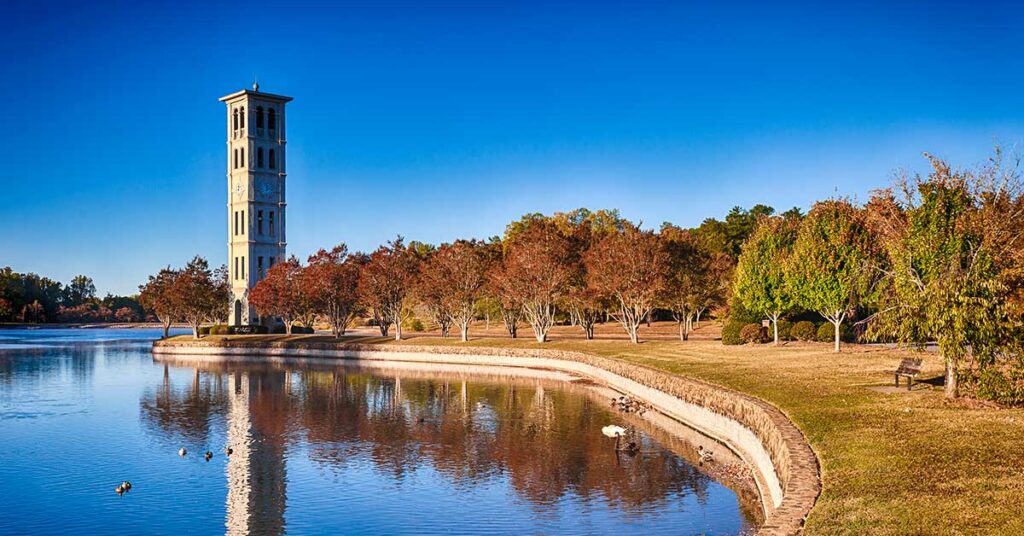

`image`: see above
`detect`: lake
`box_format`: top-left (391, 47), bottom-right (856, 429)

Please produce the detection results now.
top-left (0, 329), bottom-right (759, 535)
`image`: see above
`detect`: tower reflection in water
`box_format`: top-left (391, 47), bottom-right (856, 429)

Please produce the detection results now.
top-left (142, 362), bottom-right (759, 535)
top-left (225, 371), bottom-right (287, 536)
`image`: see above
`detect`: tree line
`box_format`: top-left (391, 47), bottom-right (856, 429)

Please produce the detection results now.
top-left (139, 151), bottom-right (1023, 400)
top-left (0, 270), bottom-right (146, 324)
top-left (241, 208), bottom-right (733, 345)
top-left (732, 150), bottom-right (1024, 398)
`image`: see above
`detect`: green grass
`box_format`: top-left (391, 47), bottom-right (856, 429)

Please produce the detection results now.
top-left (167, 326), bottom-right (1024, 535)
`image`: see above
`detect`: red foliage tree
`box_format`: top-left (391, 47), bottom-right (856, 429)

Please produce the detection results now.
top-left (585, 224), bottom-right (669, 343)
top-left (174, 256), bottom-right (230, 338)
top-left (139, 267), bottom-right (181, 338)
top-left (358, 238), bottom-right (420, 340)
top-left (114, 306), bottom-right (139, 323)
top-left (417, 240), bottom-right (492, 342)
top-left (304, 245), bottom-right (363, 337)
top-left (249, 256), bottom-right (305, 335)
top-left (491, 221), bottom-right (575, 342)
top-left (659, 224), bottom-right (727, 340)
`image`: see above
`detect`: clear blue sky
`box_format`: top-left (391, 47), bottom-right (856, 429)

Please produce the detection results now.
top-left (2, 1), bottom-right (1022, 295)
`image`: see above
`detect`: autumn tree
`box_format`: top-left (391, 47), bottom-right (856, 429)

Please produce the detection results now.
top-left (866, 152), bottom-right (1024, 398)
top-left (358, 237), bottom-right (420, 340)
top-left (786, 199), bottom-right (875, 352)
top-left (585, 224), bottom-right (669, 344)
top-left (734, 215), bottom-right (799, 344)
top-left (175, 256), bottom-right (230, 339)
top-left (492, 220), bottom-right (575, 342)
top-left (552, 209), bottom-right (624, 340)
top-left (138, 266), bottom-right (182, 338)
top-left (415, 248), bottom-right (454, 337)
top-left (660, 224), bottom-right (718, 340)
top-left (114, 307), bottom-right (139, 323)
top-left (139, 267), bottom-right (181, 338)
top-left (21, 300), bottom-right (46, 323)
top-left (250, 257), bottom-right (307, 334)
top-left (486, 258), bottom-right (523, 339)
top-left (417, 240), bottom-right (492, 341)
top-left (304, 245), bottom-right (363, 337)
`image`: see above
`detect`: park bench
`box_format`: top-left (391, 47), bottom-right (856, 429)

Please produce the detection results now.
top-left (892, 358), bottom-right (923, 391)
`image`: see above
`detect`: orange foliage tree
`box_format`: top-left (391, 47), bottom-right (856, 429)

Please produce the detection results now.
top-left (249, 256), bottom-right (306, 335)
top-left (304, 244), bottom-right (364, 337)
top-left (491, 220), bottom-right (575, 342)
top-left (358, 238), bottom-right (420, 340)
top-left (585, 224), bottom-right (668, 343)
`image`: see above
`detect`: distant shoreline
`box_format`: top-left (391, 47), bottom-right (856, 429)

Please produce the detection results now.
top-left (0, 323), bottom-right (182, 330)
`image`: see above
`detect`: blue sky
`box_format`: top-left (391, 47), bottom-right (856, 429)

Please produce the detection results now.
top-left (2, 1), bottom-right (1023, 295)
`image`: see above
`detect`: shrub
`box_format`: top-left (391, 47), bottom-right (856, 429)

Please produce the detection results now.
top-left (814, 322), bottom-right (855, 342)
top-left (975, 368), bottom-right (1024, 405)
top-left (721, 319), bottom-right (745, 345)
top-left (408, 318), bottom-right (425, 332)
top-left (208, 324), bottom-right (229, 335)
top-left (740, 323), bottom-right (767, 344)
top-left (791, 321), bottom-right (817, 341)
top-left (816, 322), bottom-right (835, 342)
top-left (198, 326), bottom-right (212, 336)
top-left (291, 325), bottom-right (315, 334)
top-left (270, 324), bottom-right (286, 334)
top-left (776, 319), bottom-right (794, 341)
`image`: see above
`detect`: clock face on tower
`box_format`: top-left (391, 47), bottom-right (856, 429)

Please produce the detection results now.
top-left (233, 182), bottom-right (244, 198)
top-left (260, 182), bottom-right (273, 196)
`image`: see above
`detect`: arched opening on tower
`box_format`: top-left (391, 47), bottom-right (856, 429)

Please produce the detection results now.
top-left (234, 300), bottom-right (243, 326)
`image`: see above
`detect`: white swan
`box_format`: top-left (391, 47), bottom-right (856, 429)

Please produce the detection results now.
top-left (601, 425), bottom-right (627, 438)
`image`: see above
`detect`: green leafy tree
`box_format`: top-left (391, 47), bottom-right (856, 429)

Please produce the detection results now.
top-left (786, 199), bottom-right (874, 352)
top-left (866, 153), bottom-right (1024, 397)
top-left (64, 275), bottom-right (97, 306)
top-left (734, 216), bottom-right (799, 344)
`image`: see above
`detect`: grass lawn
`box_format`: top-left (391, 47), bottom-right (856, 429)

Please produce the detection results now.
top-left (173, 321), bottom-right (1024, 535)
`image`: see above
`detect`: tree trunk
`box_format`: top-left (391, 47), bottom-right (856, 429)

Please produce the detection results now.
top-left (770, 312), bottom-right (780, 345)
top-left (678, 318), bottom-right (685, 341)
top-left (945, 358), bottom-right (959, 398)
top-left (192, 323), bottom-right (200, 339)
top-left (833, 320), bottom-right (840, 353)
top-left (163, 321), bottom-right (171, 339)
top-left (460, 323), bottom-right (470, 342)
top-left (286, 322), bottom-right (293, 335)
top-left (695, 308), bottom-right (703, 328)
top-left (394, 321), bottom-right (402, 341)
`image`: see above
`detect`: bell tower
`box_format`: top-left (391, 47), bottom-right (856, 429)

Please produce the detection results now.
top-left (220, 83), bottom-right (292, 326)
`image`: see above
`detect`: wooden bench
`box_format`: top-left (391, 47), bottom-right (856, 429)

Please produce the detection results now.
top-left (892, 358), bottom-right (923, 390)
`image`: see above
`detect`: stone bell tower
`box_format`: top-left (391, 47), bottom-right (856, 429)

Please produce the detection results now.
top-left (220, 83), bottom-right (292, 326)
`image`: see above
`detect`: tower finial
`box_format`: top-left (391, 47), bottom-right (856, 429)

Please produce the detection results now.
top-left (253, 77), bottom-right (259, 92)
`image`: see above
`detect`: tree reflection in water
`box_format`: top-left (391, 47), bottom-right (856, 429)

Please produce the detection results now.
top-left (141, 362), bottom-right (759, 533)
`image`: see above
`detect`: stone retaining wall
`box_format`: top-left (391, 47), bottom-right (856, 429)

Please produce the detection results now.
top-left (153, 339), bottom-right (820, 535)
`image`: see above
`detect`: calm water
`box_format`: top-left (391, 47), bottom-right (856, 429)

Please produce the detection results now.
top-left (0, 329), bottom-right (757, 535)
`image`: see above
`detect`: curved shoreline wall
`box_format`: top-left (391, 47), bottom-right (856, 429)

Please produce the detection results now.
top-left (153, 340), bottom-right (820, 535)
